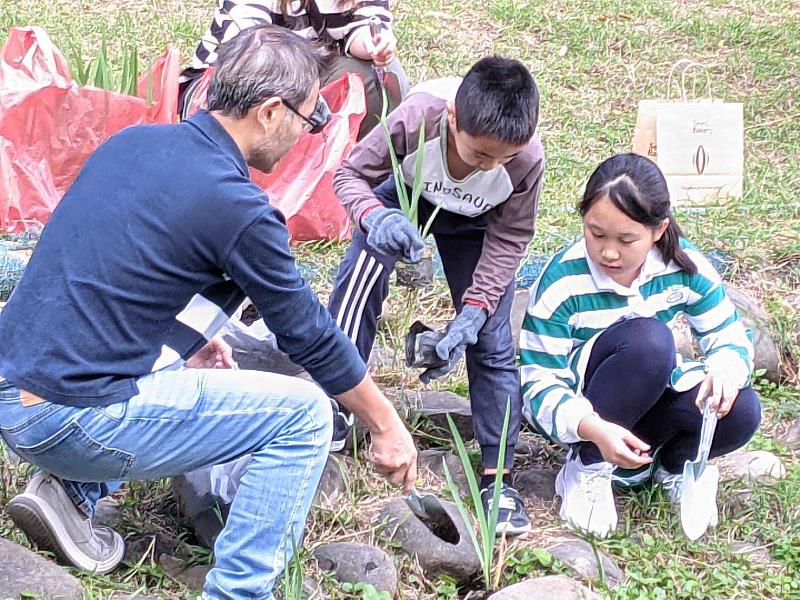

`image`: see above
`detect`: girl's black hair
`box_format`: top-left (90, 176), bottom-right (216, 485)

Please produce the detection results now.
top-left (579, 153), bottom-right (697, 275)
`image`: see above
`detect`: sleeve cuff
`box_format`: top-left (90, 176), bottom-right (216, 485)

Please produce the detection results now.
top-left (559, 396), bottom-right (597, 443)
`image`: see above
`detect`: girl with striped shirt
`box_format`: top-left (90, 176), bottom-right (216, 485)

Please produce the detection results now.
top-left (519, 153), bottom-right (761, 537)
top-left (179, 0), bottom-right (408, 137)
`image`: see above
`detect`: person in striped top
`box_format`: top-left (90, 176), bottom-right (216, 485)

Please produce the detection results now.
top-left (519, 153), bottom-right (761, 537)
top-left (179, 0), bottom-right (408, 138)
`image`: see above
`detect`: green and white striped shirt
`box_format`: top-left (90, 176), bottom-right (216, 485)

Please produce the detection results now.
top-left (519, 238), bottom-right (753, 446)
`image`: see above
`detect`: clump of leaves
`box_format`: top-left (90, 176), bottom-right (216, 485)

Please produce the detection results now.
top-left (70, 38), bottom-right (145, 97)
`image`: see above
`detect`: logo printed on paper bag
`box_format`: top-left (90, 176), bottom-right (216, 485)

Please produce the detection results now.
top-left (693, 145), bottom-right (709, 175)
top-left (692, 120), bottom-right (713, 135)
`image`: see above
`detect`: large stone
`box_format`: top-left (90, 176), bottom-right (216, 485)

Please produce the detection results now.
top-left (0, 537), bottom-right (83, 600)
top-left (489, 575), bottom-right (602, 599)
top-left (315, 455), bottom-right (349, 504)
top-left (724, 285), bottom-right (782, 381)
top-left (410, 391), bottom-right (474, 441)
top-left (160, 554), bottom-right (210, 592)
top-left (730, 541), bottom-right (772, 565)
top-left (511, 289), bottom-right (531, 351)
top-left (778, 418), bottom-right (800, 449)
top-left (313, 542), bottom-right (397, 596)
top-left (547, 539), bottom-right (625, 588)
top-left (378, 498), bottom-right (480, 581)
top-left (513, 468), bottom-right (557, 502)
top-left (714, 450), bottom-right (787, 483)
top-left (418, 449), bottom-right (470, 496)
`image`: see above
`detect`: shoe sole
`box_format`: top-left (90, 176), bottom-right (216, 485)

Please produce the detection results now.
top-left (495, 522), bottom-right (532, 536)
top-left (7, 493), bottom-right (124, 574)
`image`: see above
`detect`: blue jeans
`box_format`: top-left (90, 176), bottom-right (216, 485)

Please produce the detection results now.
top-left (0, 369), bottom-right (332, 599)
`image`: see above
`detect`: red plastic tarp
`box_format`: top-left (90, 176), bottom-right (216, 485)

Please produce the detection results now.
top-left (0, 26), bottom-right (364, 241)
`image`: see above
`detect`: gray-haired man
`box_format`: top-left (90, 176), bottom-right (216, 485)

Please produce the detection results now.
top-left (0, 25), bottom-right (416, 599)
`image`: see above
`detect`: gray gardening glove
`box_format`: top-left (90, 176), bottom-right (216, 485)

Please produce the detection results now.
top-left (362, 207), bottom-right (425, 263)
top-left (420, 304), bottom-right (488, 383)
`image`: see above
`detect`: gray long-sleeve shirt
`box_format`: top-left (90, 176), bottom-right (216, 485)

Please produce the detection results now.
top-left (334, 78), bottom-right (546, 314)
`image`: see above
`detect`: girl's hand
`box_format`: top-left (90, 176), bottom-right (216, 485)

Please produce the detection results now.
top-left (695, 369), bottom-right (739, 417)
top-left (185, 337), bottom-right (237, 369)
top-left (349, 25), bottom-right (398, 67)
top-left (577, 414), bottom-right (653, 469)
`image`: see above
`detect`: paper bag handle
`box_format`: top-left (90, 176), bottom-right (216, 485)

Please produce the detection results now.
top-left (667, 59), bottom-right (713, 102)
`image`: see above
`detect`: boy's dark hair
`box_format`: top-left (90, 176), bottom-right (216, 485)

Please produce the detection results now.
top-left (454, 56), bottom-right (540, 145)
top-left (579, 153), bottom-right (697, 275)
top-left (207, 25), bottom-right (324, 119)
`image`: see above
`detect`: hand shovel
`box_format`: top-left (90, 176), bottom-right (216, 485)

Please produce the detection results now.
top-left (368, 16), bottom-right (403, 112)
top-left (680, 401), bottom-right (720, 540)
top-left (405, 488), bottom-right (460, 544)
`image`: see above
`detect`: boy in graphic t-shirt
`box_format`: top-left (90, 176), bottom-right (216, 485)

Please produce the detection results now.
top-left (328, 56), bottom-right (545, 535)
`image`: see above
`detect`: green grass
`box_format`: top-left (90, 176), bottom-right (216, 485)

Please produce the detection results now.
top-left (1, 0), bottom-right (799, 598)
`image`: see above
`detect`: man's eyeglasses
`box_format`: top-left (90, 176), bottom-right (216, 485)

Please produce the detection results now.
top-left (282, 96), bottom-right (331, 135)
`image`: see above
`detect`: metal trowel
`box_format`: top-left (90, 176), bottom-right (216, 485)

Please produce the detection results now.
top-left (680, 401), bottom-right (720, 540)
top-left (368, 16), bottom-right (403, 112)
top-left (405, 488), bottom-right (460, 544)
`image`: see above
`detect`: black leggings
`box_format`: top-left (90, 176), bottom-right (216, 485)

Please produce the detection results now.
top-left (577, 318), bottom-right (761, 473)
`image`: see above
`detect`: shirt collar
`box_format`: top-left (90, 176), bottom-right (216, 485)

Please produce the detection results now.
top-left (186, 110), bottom-right (249, 178)
top-left (584, 240), bottom-right (669, 296)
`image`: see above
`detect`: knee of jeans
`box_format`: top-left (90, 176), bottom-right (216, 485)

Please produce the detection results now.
top-left (295, 381), bottom-right (334, 438)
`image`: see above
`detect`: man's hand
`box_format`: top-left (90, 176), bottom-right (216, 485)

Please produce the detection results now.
top-left (362, 207), bottom-right (425, 263)
top-left (336, 375), bottom-right (418, 493)
top-left (420, 305), bottom-right (487, 382)
top-left (185, 337), bottom-right (237, 369)
top-left (349, 25), bottom-right (398, 67)
top-left (577, 414), bottom-right (652, 470)
top-left (369, 416), bottom-right (418, 493)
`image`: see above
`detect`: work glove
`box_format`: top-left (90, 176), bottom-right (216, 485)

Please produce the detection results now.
top-left (362, 207), bottom-right (425, 263)
top-left (420, 304), bottom-right (488, 383)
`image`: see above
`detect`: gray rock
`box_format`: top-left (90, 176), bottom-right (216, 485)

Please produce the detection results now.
top-left (722, 489), bottom-right (755, 519)
top-left (411, 391), bottom-right (474, 441)
top-left (510, 289), bottom-right (530, 351)
top-left (368, 345), bottom-right (398, 372)
top-left (671, 315), bottom-right (697, 359)
top-left (546, 539), bottom-right (624, 588)
top-left (378, 498), bottom-right (480, 581)
top-left (160, 554), bottom-right (211, 592)
top-left (489, 575), bottom-right (602, 599)
top-left (513, 468), bottom-right (557, 502)
top-left (714, 450), bottom-right (787, 483)
top-left (124, 532), bottom-right (190, 565)
top-left (316, 455), bottom-right (348, 504)
top-left (313, 542), bottom-right (397, 596)
top-left (418, 449), bottom-right (470, 496)
top-left (778, 418), bottom-right (800, 449)
top-left (724, 285), bottom-right (782, 381)
top-left (93, 496), bottom-right (124, 529)
top-left (0, 537), bottom-right (83, 599)
top-left (730, 541), bottom-right (772, 565)
top-left (513, 440), bottom-right (544, 457)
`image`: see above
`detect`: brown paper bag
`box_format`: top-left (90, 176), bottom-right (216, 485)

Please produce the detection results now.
top-left (632, 61), bottom-right (744, 206)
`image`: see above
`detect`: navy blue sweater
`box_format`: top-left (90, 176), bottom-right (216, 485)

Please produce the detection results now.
top-left (0, 111), bottom-right (366, 406)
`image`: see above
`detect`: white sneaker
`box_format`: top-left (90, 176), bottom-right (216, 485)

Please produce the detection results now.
top-left (653, 466), bottom-right (683, 503)
top-left (555, 449), bottom-right (617, 537)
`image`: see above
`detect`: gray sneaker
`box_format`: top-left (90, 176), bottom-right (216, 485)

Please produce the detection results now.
top-left (6, 472), bottom-right (125, 573)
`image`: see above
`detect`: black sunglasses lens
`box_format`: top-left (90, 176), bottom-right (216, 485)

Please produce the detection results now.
top-left (309, 97), bottom-right (332, 133)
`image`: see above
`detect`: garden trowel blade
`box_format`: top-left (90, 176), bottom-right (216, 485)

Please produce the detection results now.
top-left (680, 403), bottom-right (719, 540)
top-left (405, 489), bottom-right (459, 544)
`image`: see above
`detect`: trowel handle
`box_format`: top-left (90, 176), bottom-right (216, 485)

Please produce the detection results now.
top-left (368, 16), bottom-right (383, 40)
top-left (698, 403), bottom-right (718, 464)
